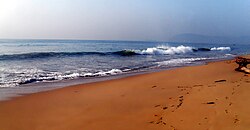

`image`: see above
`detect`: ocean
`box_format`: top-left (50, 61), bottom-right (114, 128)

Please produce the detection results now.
top-left (0, 39), bottom-right (249, 99)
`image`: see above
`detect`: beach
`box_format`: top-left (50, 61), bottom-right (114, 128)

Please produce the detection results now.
top-left (0, 55), bottom-right (250, 130)
top-left (1, 0), bottom-right (250, 129)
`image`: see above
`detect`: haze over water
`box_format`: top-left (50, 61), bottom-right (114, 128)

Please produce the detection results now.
top-left (1, 0), bottom-right (250, 41)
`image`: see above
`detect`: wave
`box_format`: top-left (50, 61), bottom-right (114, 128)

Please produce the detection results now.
top-left (16, 68), bottom-right (124, 86)
top-left (1, 64), bottom-right (158, 87)
top-left (192, 47), bottom-right (231, 52)
top-left (192, 48), bottom-right (211, 52)
top-left (157, 57), bottom-right (210, 66)
top-left (210, 47), bottom-right (231, 51)
top-left (0, 52), bottom-right (107, 60)
top-left (0, 54), bottom-right (234, 88)
top-left (112, 50), bottom-right (139, 56)
top-left (134, 45), bottom-right (194, 55)
top-left (157, 53), bottom-right (233, 67)
top-left (131, 46), bottom-right (231, 55)
top-left (83, 69), bottom-right (123, 77)
top-left (0, 45), bottom-right (232, 61)
top-left (1, 66), bottom-right (149, 87)
top-left (0, 51), bottom-right (140, 61)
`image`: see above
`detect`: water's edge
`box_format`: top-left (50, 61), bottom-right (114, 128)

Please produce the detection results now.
top-left (0, 56), bottom-right (236, 101)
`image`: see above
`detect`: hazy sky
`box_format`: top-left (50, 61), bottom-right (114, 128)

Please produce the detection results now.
top-left (0, 0), bottom-right (250, 41)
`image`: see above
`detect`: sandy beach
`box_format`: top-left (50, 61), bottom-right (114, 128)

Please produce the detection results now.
top-left (0, 56), bottom-right (250, 130)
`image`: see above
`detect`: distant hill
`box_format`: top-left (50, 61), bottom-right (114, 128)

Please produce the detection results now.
top-left (169, 33), bottom-right (250, 44)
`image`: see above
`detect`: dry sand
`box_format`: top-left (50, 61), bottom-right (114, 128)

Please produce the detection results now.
top-left (0, 56), bottom-right (250, 130)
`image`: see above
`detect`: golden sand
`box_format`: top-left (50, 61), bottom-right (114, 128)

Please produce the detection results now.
top-left (0, 56), bottom-right (250, 130)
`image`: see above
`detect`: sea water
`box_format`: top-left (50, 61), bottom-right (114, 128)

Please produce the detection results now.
top-left (0, 39), bottom-right (250, 99)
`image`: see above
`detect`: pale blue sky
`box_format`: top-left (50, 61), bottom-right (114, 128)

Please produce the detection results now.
top-left (0, 0), bottom-right (250, 40)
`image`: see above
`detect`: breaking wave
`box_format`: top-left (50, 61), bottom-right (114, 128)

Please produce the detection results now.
top-left (210, 47), bottom-right (231, 51)
top-left (134, 45), bottom-right (194, 55)
top-left (0, 68), bottom-right (126, 87)
top-left (0, 45), bottom-right (231, 61)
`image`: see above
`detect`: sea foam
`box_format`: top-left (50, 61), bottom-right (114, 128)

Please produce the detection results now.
top-left (157, 58), bottom-right (210, 66)
top-left (135, 45), bottom-right (193, 55)
top-left (211, 47), bottom-right (231, 51)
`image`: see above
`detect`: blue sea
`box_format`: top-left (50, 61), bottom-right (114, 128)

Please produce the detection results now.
top-left (0, 39), bottom-right (249, 91)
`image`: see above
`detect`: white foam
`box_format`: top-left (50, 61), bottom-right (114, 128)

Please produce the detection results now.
top-left (225, 53), bottom-right (234, 56)
top-left (57, 73), bottom-right (80, 79)
top-left (107, 69), bottom-right (123, 75)
top-left (93, 69), bottom-right (123, 76)
top-left (0, 68), bottom-right (126, 88)
top-left (135, 45), bottom-right (193, 55)
top-left (0, 83), bottom-right (17, 88)
top-left (157, 58), bottom-right (209, 66)
top-left (83, 73), bottom-right (94, 77)
top-left (211, 47), bottom-right (231, 51)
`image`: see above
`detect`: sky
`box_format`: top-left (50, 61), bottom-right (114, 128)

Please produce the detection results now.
top-left (0, 0), bottom-right (250, 41)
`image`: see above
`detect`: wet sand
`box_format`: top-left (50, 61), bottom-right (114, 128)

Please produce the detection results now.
top-left (0, 56), bottom-right (250, 130)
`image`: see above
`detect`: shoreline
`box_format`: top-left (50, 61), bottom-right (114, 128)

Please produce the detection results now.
top-left (0, 55), bottom-right (250, 129)
top-left (0, 56), bottom-right (234, 101)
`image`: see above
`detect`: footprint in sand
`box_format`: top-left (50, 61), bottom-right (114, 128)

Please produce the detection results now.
top-left (163, 106), bottom-right (168, 110)
top-left (149, 116), bottom-right (166, 125)
top-left (154, 104), bottom-right (161, 107)
top-left (176, 96), bottom-right (184, 109)
top-left (170, 125), bottom-right (177, 130)
top-left (152, 85), bottom-right (157, 88)
top-left (178, 86), bottom-right (192, 89)
top-left (178, 86), bottom-right (193, 95)
top-left (205, 101), bottom-right (215, 105)
top-left (214, 79), bottom-right (227, 83)
top-left (154, 104), bottom-right (168, 110)
top-left (193, 85), bottom-right (203, 87)
top-left (149, 121), bottom-right (154, 124)
top-left (234, 115), bottom-right (240, 124)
